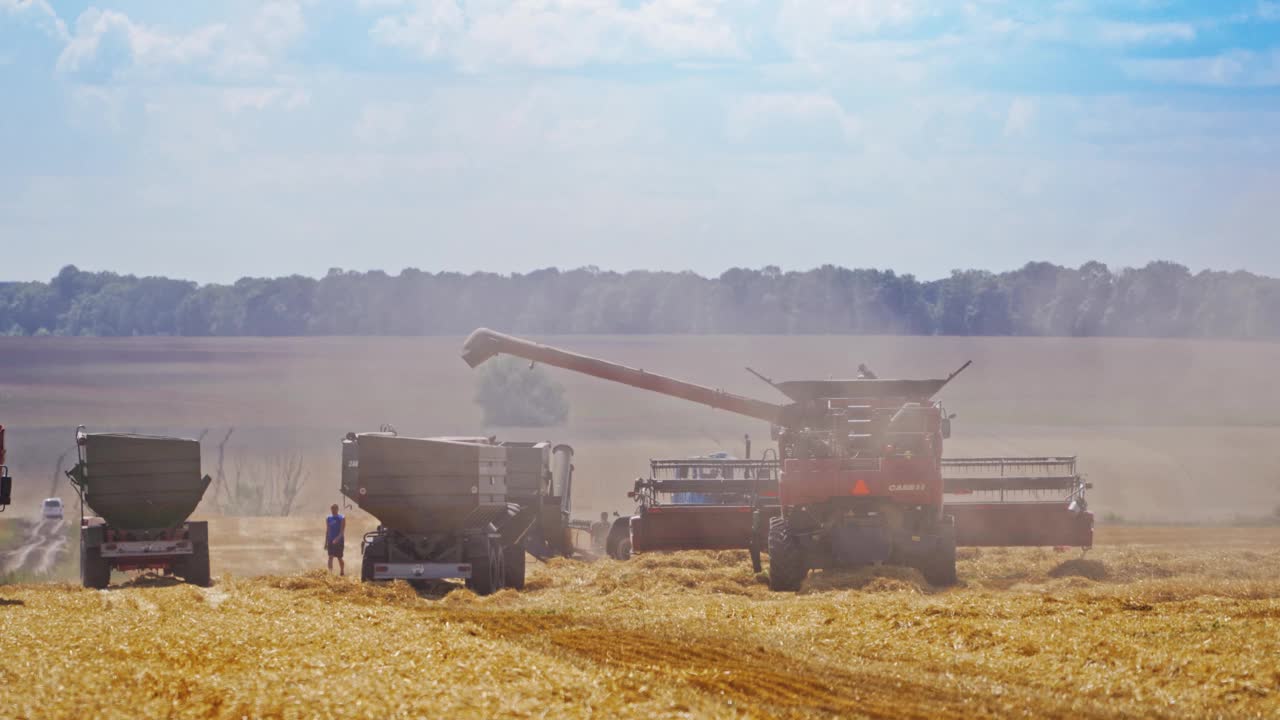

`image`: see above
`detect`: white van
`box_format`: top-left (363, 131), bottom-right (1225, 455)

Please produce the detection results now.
top-left (41, 497), bottom-right (64, 520)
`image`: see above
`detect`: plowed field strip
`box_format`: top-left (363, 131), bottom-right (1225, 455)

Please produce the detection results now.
top-left (432, 609), bottom-right (1136, 720)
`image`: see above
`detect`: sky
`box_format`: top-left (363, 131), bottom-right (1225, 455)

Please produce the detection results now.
top-left (1, 0), bottom-right (1278, 284)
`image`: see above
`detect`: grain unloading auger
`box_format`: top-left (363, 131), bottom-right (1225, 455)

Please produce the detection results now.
top-left (461, 329), bottom-right (1093, 589)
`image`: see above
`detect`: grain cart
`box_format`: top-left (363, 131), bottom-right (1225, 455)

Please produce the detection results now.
top-left (342, 432), bottom-right (539, 594)
top-left (66, 429), bottom-right (212, 589)
top-left (461, 329), bottom-right (1093, 591)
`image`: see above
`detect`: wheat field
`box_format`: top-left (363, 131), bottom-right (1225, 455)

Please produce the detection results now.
top-left (1, 526), bottom-right (1277, 719)
top-left (1, 335), bottom-right (1279, 718)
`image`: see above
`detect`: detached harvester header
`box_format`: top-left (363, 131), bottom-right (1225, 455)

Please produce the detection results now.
top-left (462, 328), bottom-right (1093, 590)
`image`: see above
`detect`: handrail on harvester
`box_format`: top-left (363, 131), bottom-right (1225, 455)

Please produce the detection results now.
top-left (460, 328), bottom-right (787, 426)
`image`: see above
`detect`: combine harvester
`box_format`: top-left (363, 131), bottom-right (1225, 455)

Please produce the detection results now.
top-left (461, 329), bottom-right (1093, 590)
top-left (67, 428), bottom-right (213, 588)
top-left (341, 431), bottom-right (576, 594)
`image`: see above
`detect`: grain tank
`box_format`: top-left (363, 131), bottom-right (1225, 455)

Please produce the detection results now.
top-left (67, 428), bottom-right (212, 588)
top-left (341, 432), bottom-right (540, 594)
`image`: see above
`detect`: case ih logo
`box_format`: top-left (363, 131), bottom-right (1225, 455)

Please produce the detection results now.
top-left (888, 483), bottom-right (926, 492)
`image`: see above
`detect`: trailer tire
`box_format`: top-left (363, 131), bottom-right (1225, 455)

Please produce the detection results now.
top-left (465, 535), bottom-right (504, 596)
top-left (767, 516), bottom-right (807, 592)
top-left (361, 537), bottom-right (386, 583)
top-left (80, 541), bottom-right (110, 590)
top-left (503, 544), bottom-right (526, 591)
top-left (921, 520), bottom-right (958, 587)
top-left (184, 542), bottom-right (211, 587)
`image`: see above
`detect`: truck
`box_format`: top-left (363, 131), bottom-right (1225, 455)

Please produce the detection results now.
top-left (342, 431), bottom-right (555, 595)
top-left (67, 428), bottom-right (213, 589)
top-left (461, 328), bottom-right (1094, 590)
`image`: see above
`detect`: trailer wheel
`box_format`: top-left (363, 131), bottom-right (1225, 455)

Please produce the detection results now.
top-left (465, 535), bottom-right (504, 596)
top-left (184, 543), bottom-right (212, 587)
top-left (503, 543), bottom-right (527, 591)
top-left (361, 537), bottom-right (386, 583)
top-left (767, 516), bottom-right (807, 592)
top-left (80, 541), bottom-right (110, 590)
top-left (921, 519), bottom-right (958, 587)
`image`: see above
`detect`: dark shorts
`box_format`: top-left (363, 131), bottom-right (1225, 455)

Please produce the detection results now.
top-left (327, 539), bottom-right (344, 559)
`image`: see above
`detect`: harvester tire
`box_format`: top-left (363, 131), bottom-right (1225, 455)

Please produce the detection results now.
top-left (767, 517), bottom-right (807, 592)
top-left (921, 520), bottom-right (958, 587)
top-left (184, 543), bottom-right (212, 587)
top-left (80, 542), bottom-right (110, 590)
top-left (613, 537), bottom-right (632, 561)
top-left (465, 535), bottom-right (504, 596)
top-left (503, 543), bottom-right (526, 591)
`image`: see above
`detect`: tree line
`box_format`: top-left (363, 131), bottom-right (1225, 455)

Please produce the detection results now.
top-left (1, 261), bottom-right (1276, 338)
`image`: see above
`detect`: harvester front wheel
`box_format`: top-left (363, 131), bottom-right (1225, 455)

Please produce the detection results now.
top-left (465, 534), bottom-right (504, 596)
top-left (503, 543), bottom-right (526, 590)
top-left (80, 542), bottom-right (110, 590)
top-left (767, 516), bottom-right (807, 592)
top-left (184, 543), bottom-right (211, 587)
top-left (920, 519), bottom-right (958, 587)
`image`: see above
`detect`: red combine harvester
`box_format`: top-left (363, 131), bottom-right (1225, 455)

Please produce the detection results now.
top-left (461, 329), bottom-right (1093, 590)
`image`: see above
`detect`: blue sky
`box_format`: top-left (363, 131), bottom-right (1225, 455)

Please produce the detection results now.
top-left (1, 0), bottom-right (1278, 283)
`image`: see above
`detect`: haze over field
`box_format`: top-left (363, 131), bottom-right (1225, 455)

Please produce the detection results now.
top-left (3, 334), bottom-right (1277, 525)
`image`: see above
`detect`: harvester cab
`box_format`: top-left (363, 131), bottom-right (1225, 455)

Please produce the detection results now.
top-left (460, 328), bottom-right (1093, 590)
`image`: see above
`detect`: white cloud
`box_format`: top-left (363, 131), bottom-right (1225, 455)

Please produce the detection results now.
top-left (222, 87), bottom-right (310, 114)
top-left (56, 8), bottom-right (227, 74)
top-left (1125, 49), bottom-right (1280, 88)
top-left (728, 92), bottom-right (860, 149)
top-left (0, 0), bottom-right (69, 41)
top-left (354, 104), bottom-right (409, 145)
top-left (369, 0), bottom-right (463, 60)
top-left (53, 4), bottom-right (307, 80)
top-left (1097, 21), bottom-right (1194, 46)
top-left (366, 0), bottom-right (741, 70)
top-left (1003, 97), bottom-right (1036, 137)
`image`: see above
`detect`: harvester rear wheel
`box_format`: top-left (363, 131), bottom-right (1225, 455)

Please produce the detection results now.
top-left (503, 543), bottom-right (526, 590)
top-left (767, 516), bottom-right (807, 592)
top-left (80, 542), bottom-right (110, 590)
top-left (184, 543), bottom-right (211, 587)
top-left (465, 534), bottom-right (504, 596)
top-left (920, 518), bottom-right (958, 587)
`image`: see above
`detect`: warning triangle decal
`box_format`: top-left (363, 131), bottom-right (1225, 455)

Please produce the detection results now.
top-left (851, 479), bottom-right (870, 496)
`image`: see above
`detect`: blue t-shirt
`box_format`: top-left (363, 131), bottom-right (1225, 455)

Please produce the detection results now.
top-left (326, 514), bottom-right (344, 544)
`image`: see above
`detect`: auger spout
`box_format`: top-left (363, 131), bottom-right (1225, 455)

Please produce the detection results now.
top-left (461, 328), bottom-right (787, 426)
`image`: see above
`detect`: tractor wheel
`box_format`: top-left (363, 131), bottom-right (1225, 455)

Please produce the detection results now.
top-left (503, 543), bottom-right (527, 591)
top-left (921, 519), bottom-right (958, 587)
top-left (184, 543), bottom-right (211, 587)
top-left (767, 516), bottom-right (807, 592)
top-left (80, 542), bottom-right (110, 590)
top-left (361, 537), bottom-right (386, 583)
top-left (465, 534), bottom-right (504, 596)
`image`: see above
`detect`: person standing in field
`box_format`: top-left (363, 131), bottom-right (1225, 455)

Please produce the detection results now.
top-left (325, 504), bottom-right (346, 576)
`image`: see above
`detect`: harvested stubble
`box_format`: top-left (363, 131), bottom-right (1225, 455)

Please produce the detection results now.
top-left (1, 528), bottom-right (1278, 719)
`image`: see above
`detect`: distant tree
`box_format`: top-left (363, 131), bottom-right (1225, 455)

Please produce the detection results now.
top-left (474, 356), bottom-right (570, 427)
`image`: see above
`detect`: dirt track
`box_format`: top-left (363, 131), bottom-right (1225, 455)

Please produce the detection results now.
top-left (0, 518), bottom-right (68, 577)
